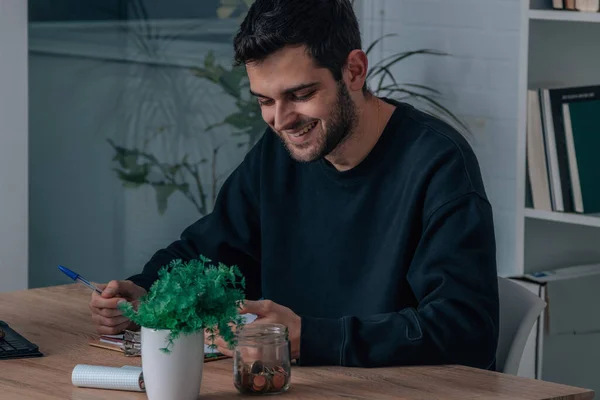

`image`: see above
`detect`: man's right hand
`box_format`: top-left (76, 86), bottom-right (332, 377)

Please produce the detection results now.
top-left (89, 280), bottom-right (147, 335)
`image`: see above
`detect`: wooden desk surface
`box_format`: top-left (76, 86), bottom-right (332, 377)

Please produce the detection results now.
top-left (0, 284), bottom-right (594, 400)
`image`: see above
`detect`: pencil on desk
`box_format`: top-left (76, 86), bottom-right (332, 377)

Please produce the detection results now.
top-left (89, 341), bottom-right (123, 353)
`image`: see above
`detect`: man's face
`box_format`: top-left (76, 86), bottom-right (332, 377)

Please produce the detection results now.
top-left (246, 45), bottom-right (358, 162)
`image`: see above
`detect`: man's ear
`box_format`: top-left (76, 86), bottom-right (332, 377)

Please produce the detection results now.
top-left (344, 49), bottom-right (369, 93)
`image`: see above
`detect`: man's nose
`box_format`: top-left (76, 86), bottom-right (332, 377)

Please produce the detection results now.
top-left (273, 102), bottom-right (297, 132)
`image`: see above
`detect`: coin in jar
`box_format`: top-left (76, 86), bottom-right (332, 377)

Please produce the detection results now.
top-left (271, 372), bottom-right (286, 390)
top-left (250, 360), bottom-right (265, 374)
top-left (274, 365), bottom-right (288, 376)
top-left (252, 374), bottom-right (268, 392)
top-left (241, 369), bottom-right (252, 388)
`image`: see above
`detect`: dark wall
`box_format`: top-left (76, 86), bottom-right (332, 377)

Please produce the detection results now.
top-left (29, 0), bottom-right (221, 22)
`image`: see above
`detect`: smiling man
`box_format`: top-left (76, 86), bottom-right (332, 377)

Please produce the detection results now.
top-left (89, 0), bottom-right (500, 370)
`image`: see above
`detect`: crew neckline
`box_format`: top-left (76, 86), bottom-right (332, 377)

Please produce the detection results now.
top-left (317, 98), bottom-right (409, 184)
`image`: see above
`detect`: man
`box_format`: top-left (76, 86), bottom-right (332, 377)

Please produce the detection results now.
top-left (90, 0), bottom-right (499, 369)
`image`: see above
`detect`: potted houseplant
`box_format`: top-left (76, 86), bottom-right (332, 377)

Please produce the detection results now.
top-left (119, 256), bottom-right (246, 400)
top-left (108, 2), bottom-right (471, 219)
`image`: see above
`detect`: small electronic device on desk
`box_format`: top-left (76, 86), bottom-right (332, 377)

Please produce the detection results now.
top-left (0, 320), bottom-right (43, 360)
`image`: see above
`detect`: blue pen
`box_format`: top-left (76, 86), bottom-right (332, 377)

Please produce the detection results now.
top-left (58, 265), bottom-right (103, 294)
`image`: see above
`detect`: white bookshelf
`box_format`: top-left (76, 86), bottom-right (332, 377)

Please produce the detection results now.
top-left (525, 208), bottom-right (600, 228)
top-left (530, 9), bottom-right (600, 22)
top-left (517, 0), bottom-right (600, 274)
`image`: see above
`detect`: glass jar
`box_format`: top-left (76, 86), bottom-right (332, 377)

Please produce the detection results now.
top-left (233, 323), bottom-right (291, 395)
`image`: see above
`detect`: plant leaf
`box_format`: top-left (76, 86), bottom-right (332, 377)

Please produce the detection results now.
top-left (123, 181), bottom-right (144, 189)
top-left (119, 258), bottom-right (247, 353)
top-left (114, 165), bottom-right (150, 185)
top-left (216, 6), bottom-right (236, 19)
top-left (375, 83), bottom-right (442, 96)
top-left (204, 51), bottom-right (216, 68)
top-left (223, 112), bottom-right (250, 129)
top-left (367, 49), bottom-right (447, 80)
top-left (399, 83), bottom-right (442, 95)
top-left (374, 49), bottom-right (447, 68)
top-left (365, 33), bottom-right (397, 56)
top-left (370, 65), bottom-right (399, 94)
top-left (383, 49), bottom-right (447, 70)
top-left (123, 154), bottom-right (138, 170)
top-left (168, 164), bottom-right (182, 175)
top-left (386, 88), bottom-right (470, 134)
top-left (153, 183), bottom-right (178, 215)
top-left (219, 70), bottom-right (244, 98)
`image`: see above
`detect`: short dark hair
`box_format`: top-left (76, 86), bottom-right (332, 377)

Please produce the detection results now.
top-left (233, 0), bottom-right (362, 83)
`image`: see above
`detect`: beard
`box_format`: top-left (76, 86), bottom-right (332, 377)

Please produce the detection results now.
top-left (277, 81), bottom-right (359, 163)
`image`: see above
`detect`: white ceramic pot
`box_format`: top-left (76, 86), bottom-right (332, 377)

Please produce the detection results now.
top-left (141, 327), bottom-right (205, 400)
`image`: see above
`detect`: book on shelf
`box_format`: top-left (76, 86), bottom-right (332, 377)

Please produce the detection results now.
top-left (551, 0), bottom-right (573, 10)
top-left (526, 84), bottom-right (600, 214)
top-left (552, 0), bottom-right (600, 11)
top-left (526, 90), bottom-right (552, 211)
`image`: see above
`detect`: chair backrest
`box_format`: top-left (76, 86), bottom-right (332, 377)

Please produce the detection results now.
top-left (496, 276), bottom-right (546, 375)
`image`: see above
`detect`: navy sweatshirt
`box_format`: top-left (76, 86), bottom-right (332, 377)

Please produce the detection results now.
top-left (128, 99), bottom-right (499, 370)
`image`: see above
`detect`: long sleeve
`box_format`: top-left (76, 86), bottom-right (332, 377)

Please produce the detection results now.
top-left (297, 192), bottom-right (499, 369)
top-left (127, 138), bottom-right (264, 300)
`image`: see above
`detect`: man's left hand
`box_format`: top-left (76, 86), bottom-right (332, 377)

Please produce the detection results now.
top-left (206, 299), bottom-right (301, 360)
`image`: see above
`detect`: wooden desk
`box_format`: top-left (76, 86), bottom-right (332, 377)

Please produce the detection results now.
top-left (0, 284), bottom-right (594, 400)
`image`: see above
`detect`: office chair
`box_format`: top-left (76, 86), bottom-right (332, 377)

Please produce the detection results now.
top-left (495, 276), bottom-right (546, 375)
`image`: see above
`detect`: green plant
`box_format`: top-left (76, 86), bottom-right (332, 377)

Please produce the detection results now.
top-left (108, 138), bottom-right (213, 215)
top-left (217, 0), bottom-right (254, 19)
top-left (363, 35), bottom-right (470, 134)
top-left (119, 256), bottom-right (246, 354)
top-left (191, 51), bottom-right (265, 148)
top-left (107, 1), bottom-right (261, 217)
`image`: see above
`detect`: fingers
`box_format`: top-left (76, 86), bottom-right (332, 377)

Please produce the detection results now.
top-left (217, 346), bottom-right (234, 358)
top-left (91, 312), bottom-right (129, 327)
top-left (204, 327), bottom-right (238, 358)
top-left (101, 280), bottom-right (122, 298)
top-left (94, 320), bottom-right (131, 336)
top-left (206, 334), bottom-right (227, 350)
top-left (206, 338), bottom-right (233, 357)
top-left (89, 280), bottom-right (146, 310)
top-left (244, 317), bottom-right (279, 333)
top-left (88, 280), bottom-right (146, 336)
top-left (239, 300), bottom-right (260, 315)
top-left (100, 280), bottom-right (146, 299)
top-left (204, 328), bottom-right (218, 342)
top-left (90, 294), bottom-right (126, 309)
top-left (91, 311), bottom-right (131, 335)
top-left (239, 299), bottom-right (275, 316)
top-left (89, 294), bottom-right (128, 334)
top-left (204, 330), bottom-right (230, 353)
top-left (89, 305), bottom-right (123, 318)
top-left (117, 280), bottom-right (147, 299)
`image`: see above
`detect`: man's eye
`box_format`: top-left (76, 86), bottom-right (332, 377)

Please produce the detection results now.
top-left (258, 98), bottom-right (273, 106)
top-left (293, 91), bottom-right (315, 101)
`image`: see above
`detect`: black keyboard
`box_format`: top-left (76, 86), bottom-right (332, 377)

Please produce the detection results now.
top-left (0, 320), bottom-right (43, 360)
